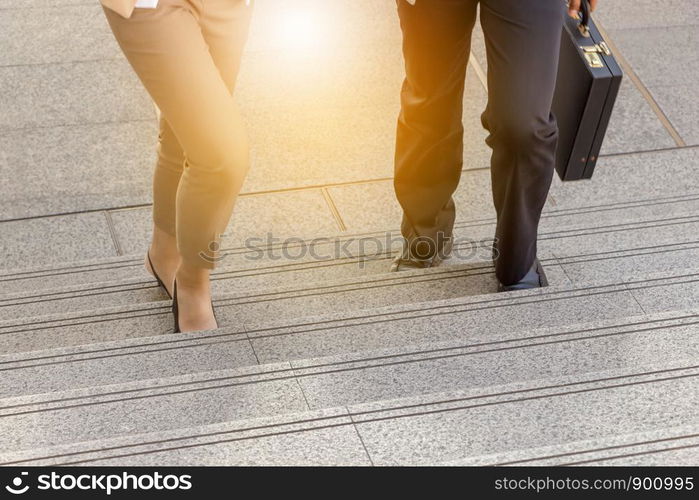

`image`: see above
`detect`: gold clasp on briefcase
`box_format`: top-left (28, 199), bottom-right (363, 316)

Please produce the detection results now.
top-left (580, 41), bottom-right (611, 68)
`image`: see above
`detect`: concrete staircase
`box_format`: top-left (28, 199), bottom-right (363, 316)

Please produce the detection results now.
top-left (1, 0), bottom-right (697, 467)
top-left (2, 168), bottom-right (699, 466)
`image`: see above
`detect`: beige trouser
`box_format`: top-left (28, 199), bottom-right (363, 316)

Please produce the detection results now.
top-left (103, 0), bottom-right (253, 269)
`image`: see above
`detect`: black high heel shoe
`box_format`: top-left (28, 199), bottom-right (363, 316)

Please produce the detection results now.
top-left (147, 251), bottom-right (172, 299)
top-left (172, 280), bottom-right (218, 334)
top-left (172, 280), bottom-right (180, 334)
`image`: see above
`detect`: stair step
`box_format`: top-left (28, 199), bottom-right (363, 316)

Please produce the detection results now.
top-left (0, 407), bottom-right (367, 466)
top-left (441, 424), bottom-right (699, 466)
top-left (0, 259), bottom-right (545, 354)
top-left (0, 252), bottom-right (505, 321)
top-left (238, 268), bottom-right (699, 363)
top-left (0, 311), bottom-right (696, 452)
top-left (2, 360), bottom-right (696, 465)
top-left (1, 306), bottom-right (697, 399)
top-left (2, 191), bottom-right (698, 299)
top-left (4, 210), bottom-right (699, 322)
top-left (2, 266), bottom-right (697, 357)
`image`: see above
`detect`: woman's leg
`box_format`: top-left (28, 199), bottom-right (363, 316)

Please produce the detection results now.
top-left (199, 0), bottom-right (253, 96)
top-left (146, 116), bottom-right (183, 297)
top-left (103, 0), bottom-right (251, 330)
top-left (146, 0), bottom-right (253, 299)
top-left (479, 0), bottom-right (565, 286)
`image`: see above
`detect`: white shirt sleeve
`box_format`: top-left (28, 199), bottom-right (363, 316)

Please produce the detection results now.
top-left (134, 0), bottom-right (159, 8)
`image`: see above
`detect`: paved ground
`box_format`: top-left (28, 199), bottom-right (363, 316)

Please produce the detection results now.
top-left (1, 0), bottom-right (699, 466)
top-left (0, 0), bottom-right (696, 271)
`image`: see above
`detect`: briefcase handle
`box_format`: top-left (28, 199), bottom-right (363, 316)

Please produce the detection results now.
top-left (577, 0), bottom-right (592, 37)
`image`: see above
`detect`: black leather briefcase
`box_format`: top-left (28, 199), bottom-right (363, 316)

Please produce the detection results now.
top-left (552, 0), bottom-right (623, 181)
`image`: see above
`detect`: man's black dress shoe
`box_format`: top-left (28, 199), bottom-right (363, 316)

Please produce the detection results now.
top-left (498, 258), bottom-right (548, 292)
top-left (390, 238), bottom-right (453, 272)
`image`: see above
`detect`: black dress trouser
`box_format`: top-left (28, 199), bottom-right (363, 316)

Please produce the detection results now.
top-left (394, 0), bottom-right (565, 285)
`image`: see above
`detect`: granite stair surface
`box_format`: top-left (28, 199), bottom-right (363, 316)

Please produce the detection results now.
top-left (2, 187), bottom-right (699, 465)
top-left (442, 424), bottom-right (699, 466)
top-left (1, 0), bottom-right (698, 466)
top-left (1, 247), bottom-right (698, 464)
top-left (2, 174), bottom-right (699, 466)
top-left (1, 360), bottom-right (696, 466)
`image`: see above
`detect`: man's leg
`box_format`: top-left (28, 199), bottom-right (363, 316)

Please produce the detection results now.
top-left (479, 0), bottom-right (565, 286)
top-left (394, 0), bottom-right (478, 266)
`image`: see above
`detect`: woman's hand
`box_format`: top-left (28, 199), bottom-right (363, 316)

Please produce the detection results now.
top-left (568, 0), bottom-right (598, 18)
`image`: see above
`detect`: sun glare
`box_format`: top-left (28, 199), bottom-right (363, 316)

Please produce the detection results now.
top-left (276, 10), bottom-right (324, 52)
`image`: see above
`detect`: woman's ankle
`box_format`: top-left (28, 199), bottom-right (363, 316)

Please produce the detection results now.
top-left (149, 225), bottom-right (179, 261)
top-left (175, 261), bottom-right (211, 289)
